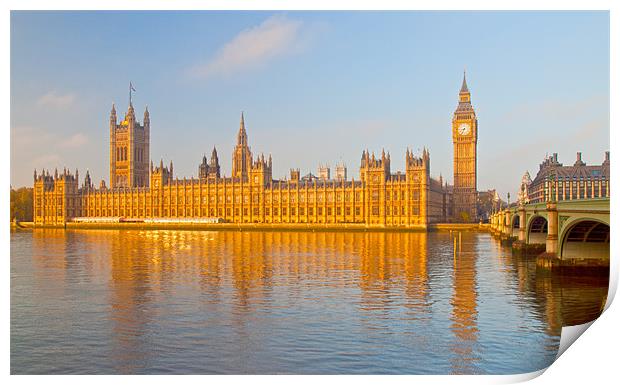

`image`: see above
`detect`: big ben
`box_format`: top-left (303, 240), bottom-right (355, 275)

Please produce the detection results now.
top-left (452, 72), bottom-right (478, 222)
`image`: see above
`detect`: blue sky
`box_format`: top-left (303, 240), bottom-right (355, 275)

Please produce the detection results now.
top-left (10, 11), bottom-right (609, 198)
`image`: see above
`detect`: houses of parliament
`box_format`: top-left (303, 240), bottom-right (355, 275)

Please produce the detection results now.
top-left (33, 74), bottom-right (479, 227)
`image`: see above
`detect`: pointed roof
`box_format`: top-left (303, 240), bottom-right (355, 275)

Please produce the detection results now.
top-left (460, 71), bottom-right (469, 93)
top-left (237, 111), bottom-right (248, 145)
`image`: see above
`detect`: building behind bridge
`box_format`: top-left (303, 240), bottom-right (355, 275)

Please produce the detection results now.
top-left (518, 151), bottom-right (610, 204)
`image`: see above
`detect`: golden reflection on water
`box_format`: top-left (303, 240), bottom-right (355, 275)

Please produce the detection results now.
top-left (450, 234), bottom-right (479, 374)
top-left (20, 229), bottom-right (608, 374)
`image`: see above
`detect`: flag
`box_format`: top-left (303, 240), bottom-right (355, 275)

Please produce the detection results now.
top-left (130, 82), bottom-right (136, 92)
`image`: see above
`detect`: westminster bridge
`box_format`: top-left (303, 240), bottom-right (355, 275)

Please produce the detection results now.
top-left (488, 198), bottom-right (610, 270)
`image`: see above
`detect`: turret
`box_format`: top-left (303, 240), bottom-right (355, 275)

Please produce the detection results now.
top-left (359, 149), bottom-right (390, 183)
top-left (144, 106), bottom-right (150, 124)
top-left (84, 170), bottom-right (92, 190)
top-left (603, 151), bottom-right (610, 167)
top-left (110, 104), bottom-right (117, 124)
top-left (574, 152), bottom-right (585, 167)
top-left (210, 146), bottom-right (219, 168)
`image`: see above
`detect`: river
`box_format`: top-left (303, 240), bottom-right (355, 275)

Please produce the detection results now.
top-left (10, 229), bottom-right (607, 374)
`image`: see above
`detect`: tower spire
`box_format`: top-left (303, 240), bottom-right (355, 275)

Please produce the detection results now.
top-left (237, 111), bottom-right (248, 145)
top-left (129, 81), bottom-right (136, 107)
top-left (460, 70), bottom-right (469, 94)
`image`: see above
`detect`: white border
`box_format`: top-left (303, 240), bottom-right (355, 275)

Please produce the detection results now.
top-left (4, 1), bottom-right (617, 384)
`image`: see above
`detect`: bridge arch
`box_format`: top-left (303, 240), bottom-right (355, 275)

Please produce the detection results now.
top-left (527, 215), bottom-right (548, 244)
top-left (511, 213), bottom-right (520, 237)
top-left (559, 218), bottom-right (610, 262)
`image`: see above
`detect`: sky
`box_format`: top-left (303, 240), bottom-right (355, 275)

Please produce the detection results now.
top-left (10, 11), bottom-right (609, 198)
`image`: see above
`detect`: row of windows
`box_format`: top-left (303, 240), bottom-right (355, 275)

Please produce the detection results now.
top-left (82, 190), bottom-right (422, 205)
top-left (83, 205), bottom-right (422, 218)
top-left (116, 147), bottom-right (146, 162)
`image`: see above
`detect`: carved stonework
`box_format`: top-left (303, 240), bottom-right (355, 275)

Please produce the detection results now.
top-left (559, 215), bottom-right (570, 231)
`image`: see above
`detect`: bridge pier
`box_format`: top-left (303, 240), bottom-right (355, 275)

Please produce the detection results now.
top-left (545, 202), bottom-right (558, 255)
top-left (511, 205), bottom-right (529, 254)
top-left (500, 210), bottom-right (516, 245)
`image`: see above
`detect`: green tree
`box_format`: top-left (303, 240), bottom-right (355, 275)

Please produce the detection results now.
top-left (459, 211), bottom-right (471, 223)
top-left (10, 187), bottom-right (33, 222)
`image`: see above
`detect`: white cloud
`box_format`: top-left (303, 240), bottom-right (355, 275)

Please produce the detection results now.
top-left (192, 15), bottom-right (304, 78)
top-left (37, 91), bottom-right (76, 108)
top-left (60, 133), bottom-right (89, 148)
top-left (31, 154), bottom-right (62, 167)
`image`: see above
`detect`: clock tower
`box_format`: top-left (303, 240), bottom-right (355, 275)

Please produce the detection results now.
top-left (452, 72), bottom-right (478, 222)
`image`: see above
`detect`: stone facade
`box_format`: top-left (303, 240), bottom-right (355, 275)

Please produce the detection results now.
top-left (109, 102), bottom-right (150, 189)
top-left (524, 152), bottom-right (610, 203)
top-left (34, 76), bottom-right (485, 227)
top-left (452, 72), bottom-right (478, 222)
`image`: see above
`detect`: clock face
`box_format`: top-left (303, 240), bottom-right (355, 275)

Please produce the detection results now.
top-left (458, 123), bottom-right (471, 135)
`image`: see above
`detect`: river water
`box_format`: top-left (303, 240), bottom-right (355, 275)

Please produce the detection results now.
top-left (10, 229), bottom-right (607, 374)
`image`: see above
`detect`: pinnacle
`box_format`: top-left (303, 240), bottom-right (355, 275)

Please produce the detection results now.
top-left (460, 70), bottom-right (469, 93)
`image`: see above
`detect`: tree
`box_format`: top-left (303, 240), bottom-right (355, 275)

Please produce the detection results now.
top-left (459, 211), bottom-right (471, 223)
top-left (10, 187), bottom-right (33, 222)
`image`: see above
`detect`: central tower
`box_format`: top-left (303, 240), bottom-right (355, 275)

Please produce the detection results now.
top-left (232, 112), bottom-right (253, 180)
top-left (452, 72), bottom-right (478, 222)
top-left (109, 87), bottom-right (150, 189)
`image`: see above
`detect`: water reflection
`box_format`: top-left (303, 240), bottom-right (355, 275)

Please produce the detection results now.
top-left (11, 229), bottom-right (608, 374)
top-left (450, 234), bottom-right (479, 374)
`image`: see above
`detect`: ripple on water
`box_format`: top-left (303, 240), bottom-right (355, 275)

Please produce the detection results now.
top-left (11, 230), bottom-right (605, 374)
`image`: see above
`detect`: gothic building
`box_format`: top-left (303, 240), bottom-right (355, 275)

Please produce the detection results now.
top-left (33, 76), bottom-right (483, 227)
top-left (109, 101), bottom-right (150, 189)
top-left (199, 147), bottom-right (221, 181)
top-left (232, 112), bottom-right (252, 180)
top-left (452, 72), bottom-right (478, 222)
